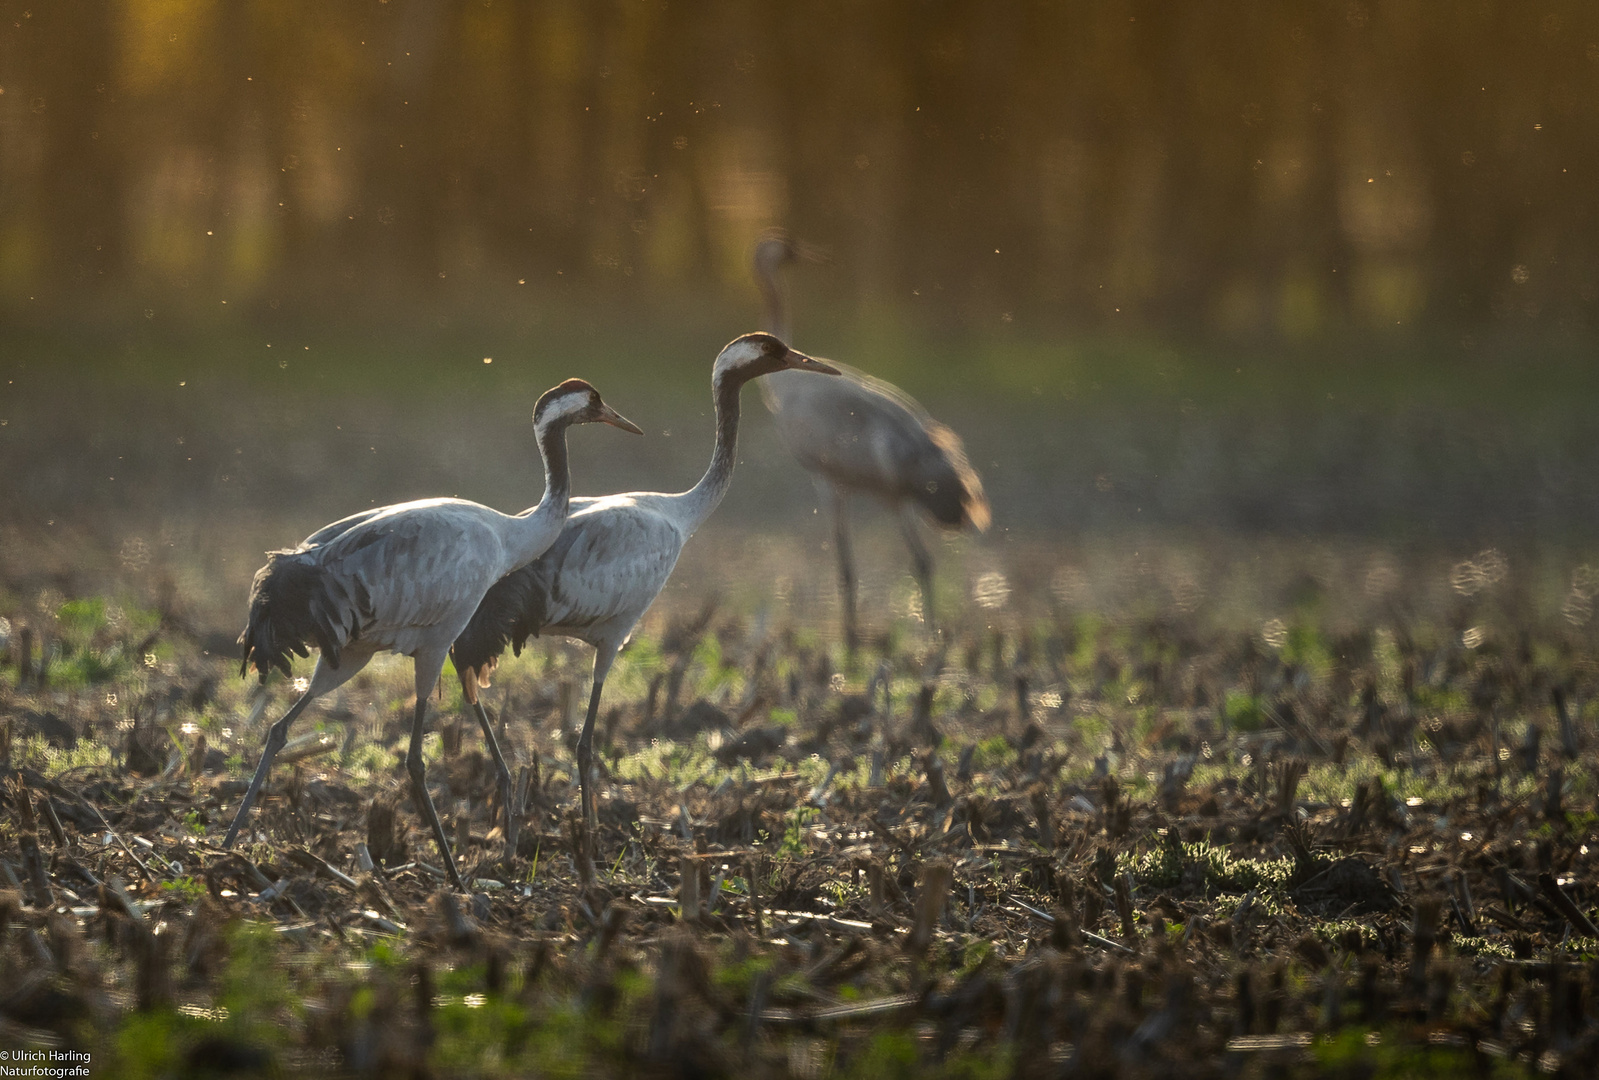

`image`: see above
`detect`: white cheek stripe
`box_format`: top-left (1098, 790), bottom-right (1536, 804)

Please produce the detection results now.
top-left (714, 341), bottom-right (762, 381)
top-left (536, 391), bottom-right (589, 431)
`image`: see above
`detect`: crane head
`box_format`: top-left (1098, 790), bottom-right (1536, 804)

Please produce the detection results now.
top-left (715, 333), bottom-right (841, 384)
top-left (754, 229), bottom-right (830, 271)
top-left (534, 379), bottom-right (644, 435)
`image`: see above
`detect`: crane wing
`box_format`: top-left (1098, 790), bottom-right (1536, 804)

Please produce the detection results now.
top-left (314, 503), bottom-right (506, 633)
top-left (453, 498), bottom-right (686, 681)
top-left (536, 500), bottom-right (686, 635)
top-left (766, 367), bottom-right (989, 530)
top-left (242, 501), bottom-right (514, 680)
top-left (300, 506), bottom-right (390, 548)
top-left (770, 371), bottom-right (926, 477)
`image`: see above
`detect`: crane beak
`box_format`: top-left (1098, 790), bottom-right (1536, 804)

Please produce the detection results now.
top-left (784, 348), bottom-right (841, 376)
top-left (792, 238), bottom-right (831, 265)
top-left (597, 403), bottom-right (645, 434)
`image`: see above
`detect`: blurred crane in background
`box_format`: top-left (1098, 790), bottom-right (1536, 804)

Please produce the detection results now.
top-left (753, 232), bottom-right (991, 651)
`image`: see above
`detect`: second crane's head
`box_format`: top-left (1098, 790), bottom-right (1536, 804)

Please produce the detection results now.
top-left (533, 379), bottom-right (644, 438)
top-left (713, 332), bottom-right (840, 387)
top-left (753, 230), bottom-right (829, 275)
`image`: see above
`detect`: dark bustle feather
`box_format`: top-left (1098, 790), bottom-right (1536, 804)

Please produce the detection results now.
top-left (451, 561), bottom-right (553, 702)
top-left (237, 549), bottom-right (369, 683)
top-left (913, 421), bottom-right (991, 531)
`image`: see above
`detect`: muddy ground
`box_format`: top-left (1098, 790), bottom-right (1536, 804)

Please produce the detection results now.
top-left (0, 546), bottom-right (1597, 1078)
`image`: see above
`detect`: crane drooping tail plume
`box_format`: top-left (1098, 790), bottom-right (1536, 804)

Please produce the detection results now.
top-left (450, 560), bottom-right (553, 703)
top-left (913, 420), bottom-right (991, 531)
top-left (238, 549), bottom-right (372, 681)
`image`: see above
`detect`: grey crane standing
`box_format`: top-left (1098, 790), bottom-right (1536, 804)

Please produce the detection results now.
top-left (753, 233), bottom-right (991, 651)
top-left (452, 333), bottom-right (839, 845)
top-left (229, 379), bottom-right (642, 890)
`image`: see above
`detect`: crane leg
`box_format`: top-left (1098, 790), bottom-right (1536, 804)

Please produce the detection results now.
top-left (899, 504), bottom-right (936, 634)
top-left (575, 647), bottom-right (619, 859)
top-left (829, 485), bottom-right (859, 655)
top-left (575, 679), bottom-right (605, 850)
top-left (470, 700), bottom-right (517, 861)
top-left (407, 656), bottom-right (468, 892)
top-left (222, 690), bottom-right (313, 848)
top-left (225, 650), bottom-right (372, 848)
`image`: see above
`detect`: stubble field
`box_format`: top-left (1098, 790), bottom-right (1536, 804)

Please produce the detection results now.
top-left (0, 532), bottom-right (1597, 1078)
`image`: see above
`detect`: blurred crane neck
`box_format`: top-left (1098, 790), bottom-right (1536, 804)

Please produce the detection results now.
top-left (755, 261), bottom-right (791, 343)
top-left (755, 262), bottom-right (794, 416)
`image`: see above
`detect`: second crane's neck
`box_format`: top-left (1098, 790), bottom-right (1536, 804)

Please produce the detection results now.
top-left (678, 369), bottom-right (746, 532)
top-left (755, 260), bottom-right (793, 416)
top-left (507, 419), bottom-right (572, 568)
top-left (756, 259), bottom-right (792, 343)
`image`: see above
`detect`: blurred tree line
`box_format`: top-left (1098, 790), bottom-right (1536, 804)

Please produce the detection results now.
top-left (2, 0), bottom-right (1598, 341)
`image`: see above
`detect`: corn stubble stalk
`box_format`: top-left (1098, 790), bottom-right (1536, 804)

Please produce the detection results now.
top-left (679, 854), bottom-right (701, 923)
top-left (15, 625), bottom-right (33, 686)
top-left (746, 854), bottom-right (764, 938)
top-left (1113, 874), bottom-right (1136, 942)
top-left (1408, 895), bottom-right (1441, 998)
top-left (37, 795), bottom-right (67, 848)
top-left (569, 814), bottom-right (595, 892)
top-left (909, 859), bottom-right (952, 955)
top-left (923, 753), bottom-right (951, 808)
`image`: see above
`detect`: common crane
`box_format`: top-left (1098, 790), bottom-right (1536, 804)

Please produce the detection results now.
top-left (753, 232), bottom-right (990, 650)
top-left (228, 379), bottom-right (642, 890)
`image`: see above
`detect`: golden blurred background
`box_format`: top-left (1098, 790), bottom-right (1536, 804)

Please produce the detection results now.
top-left (4, 1), bottom-right (1597, 336)
top-left (3, 1), bottom-right (1599, 634)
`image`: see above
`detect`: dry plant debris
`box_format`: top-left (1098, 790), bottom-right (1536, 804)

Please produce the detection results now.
top-left (0, 580), bottom-right (1597, 1078)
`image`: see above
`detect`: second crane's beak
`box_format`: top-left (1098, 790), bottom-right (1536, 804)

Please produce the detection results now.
top-left (598, 403), bottom-right (645, 435)
top-left (784, 348), bottom-right (841, 376)
top-left (792, 238), bottom-right (831, 265)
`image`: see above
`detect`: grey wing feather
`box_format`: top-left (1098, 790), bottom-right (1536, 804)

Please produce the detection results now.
top-left (241, 503), bottom-right (506, 681)
top-left (315, 508), bottom-right (503, 633)
top-left (453, 501), bottom-right (685, 679)
top-left (538, 504), bottom-right (685, 634)
top-left (822, 359), bottom-right (943, 424)
top-left (300, 507), bottom-right (390, 548)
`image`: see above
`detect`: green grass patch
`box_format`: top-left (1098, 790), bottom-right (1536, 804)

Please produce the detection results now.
top-left (1312, 1027), bottom-right (1521, 1079)
top-left (11, 734), bottom-right (116, 776)
top-left (1222, 690), bottom-right (1265, 733)
top-left (1123, 838), bottom-right (1294, 897)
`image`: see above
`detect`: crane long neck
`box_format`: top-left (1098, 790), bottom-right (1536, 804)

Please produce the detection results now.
top-left (678, 370), bottom-right (745, 531)
top-left (755, 260), bottom-right (793, 416)
top-left (506, 419), bottom-right (571, 566)
top-left (755, 260), bottom-right (791, 342)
